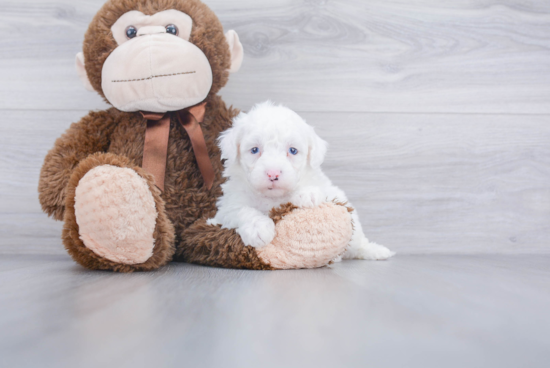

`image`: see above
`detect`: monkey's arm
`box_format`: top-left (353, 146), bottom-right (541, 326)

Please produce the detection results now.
top-left (38, 109), bottom-right (119, 220)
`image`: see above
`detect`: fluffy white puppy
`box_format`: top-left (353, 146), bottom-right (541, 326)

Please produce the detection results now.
top-left (207, 101), bottom-right (395, 260)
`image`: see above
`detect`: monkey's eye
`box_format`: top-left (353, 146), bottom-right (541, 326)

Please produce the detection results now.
top-left (165, 24), bottom-right (179, 36)
top-left (126, 26), bottom-right (137, 39)
top-left (251, 147), bottom-right (259, 154)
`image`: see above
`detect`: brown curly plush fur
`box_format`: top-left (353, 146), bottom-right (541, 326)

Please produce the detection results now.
top-left (37, 0), bottom-right (267, 272)
top-left (39, 109), bottom-right (120, 220)
top-left (269, 203), bottom-right (299, 225)
top-left (175, 220), bottom-right (274, 270)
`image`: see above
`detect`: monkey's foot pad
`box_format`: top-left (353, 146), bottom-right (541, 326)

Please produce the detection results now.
top-left (74, 165), bottom-right (158, 265)
top-left (258, 202), bottom-right (353, 269)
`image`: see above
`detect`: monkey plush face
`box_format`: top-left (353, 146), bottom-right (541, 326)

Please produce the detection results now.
top-left (103, 10), bottom-right (214, 112)
top-left (76, 0), bottom-right (243, 113)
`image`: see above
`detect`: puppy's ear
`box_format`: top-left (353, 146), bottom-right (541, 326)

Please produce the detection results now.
top-left (218, 126), bottom-right (239, 164)
top-left (220, 112), bottom-right (248, 164)
top-left (308, 127), bottom-right (328, 169)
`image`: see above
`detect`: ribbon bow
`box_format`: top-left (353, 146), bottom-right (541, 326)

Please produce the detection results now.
top-left (140, 102), bottom-right (214, 191)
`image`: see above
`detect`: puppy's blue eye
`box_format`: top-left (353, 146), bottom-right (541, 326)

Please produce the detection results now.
top-left (289, 147), bottom-right (298, 155)
top-left (251, 147), bottom-right (259, 154)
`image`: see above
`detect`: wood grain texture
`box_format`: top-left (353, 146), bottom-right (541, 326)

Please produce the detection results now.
top-left (307, 111), bottom-right (550, 254)
top-left (0, 0), bottom-right (550, 112)
top-left (1, 110), bottom-right (548, 254)
top-left (0, 0), bottom-right (548, 255)
top-left (1, 254), bottom-right (549, 368)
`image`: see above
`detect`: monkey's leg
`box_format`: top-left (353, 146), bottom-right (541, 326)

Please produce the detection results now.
top-left (63, 153), bottom-right (175, 272)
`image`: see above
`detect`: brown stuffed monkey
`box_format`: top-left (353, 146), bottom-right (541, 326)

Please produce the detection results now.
top-left (38, 0), bottom-right (352, 272)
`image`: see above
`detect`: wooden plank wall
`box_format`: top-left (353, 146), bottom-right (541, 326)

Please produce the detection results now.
top-left (1, 0), bottom-right (549, 255)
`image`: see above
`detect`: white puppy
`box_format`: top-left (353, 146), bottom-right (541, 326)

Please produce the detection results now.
top-left (207, 101), bottom-right (395, 260)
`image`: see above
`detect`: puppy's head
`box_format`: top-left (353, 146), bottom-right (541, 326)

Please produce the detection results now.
top-left (219, 101), bottom-right (327, 198)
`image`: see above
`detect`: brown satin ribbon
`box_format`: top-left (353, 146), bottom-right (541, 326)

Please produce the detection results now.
top-left (140, 102), bottom-right (214, 192)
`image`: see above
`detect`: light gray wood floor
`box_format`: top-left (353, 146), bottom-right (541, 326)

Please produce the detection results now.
top-left (1, 254), bottom-right (549, 368)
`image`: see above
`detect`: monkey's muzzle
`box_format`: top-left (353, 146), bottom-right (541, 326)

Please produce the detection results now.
top-left (102, 31), bottom-right (213, 113)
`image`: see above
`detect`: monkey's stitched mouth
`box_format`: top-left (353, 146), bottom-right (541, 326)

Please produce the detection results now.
top-left (112, 71), bottom-right (196, 83)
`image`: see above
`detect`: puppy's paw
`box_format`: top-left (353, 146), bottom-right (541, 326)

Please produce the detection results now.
top-left (237, 217), bottom-right (276, 248)
top-left (355, 240), bottom-right (396, 260)
top-left (331, 255), bottom-right (343, 263)
top-left (291, 187), bottom-right (325, 208)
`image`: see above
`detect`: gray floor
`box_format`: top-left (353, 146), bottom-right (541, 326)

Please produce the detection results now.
top-left (1, 254), bottom-right (549, 368)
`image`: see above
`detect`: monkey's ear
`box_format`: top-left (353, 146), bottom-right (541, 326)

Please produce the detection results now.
top-left (225, 30), bottom-right (244, 73)
top-left (75, 52), bottom-right (95, 92)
